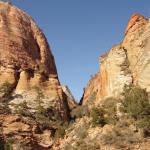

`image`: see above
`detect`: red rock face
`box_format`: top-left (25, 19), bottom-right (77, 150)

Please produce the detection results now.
top-left (125, 13), bottom-right (148, 35)
top-left (82, 13), bottom-right (150, 105)
top-left (81, 73), bottom-right (100, 105)
top-left (0, 2), bottom-right (70, 121)
top-left (0, 2), bottom-right (57, 76)
top-left (99, 64), bottom-right (108, 98)
top-left (82, 68), bottom-right (108, 105)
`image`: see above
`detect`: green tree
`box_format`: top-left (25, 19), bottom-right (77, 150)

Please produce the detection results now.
top-left (0, 82), bottom-right (12, 99)
top-left (122, 85), bottom-right (150, 120)
top-left (70, 105), bottom-right (89, 119)
top-left (90, 107), bottom-right (106, 127)
top-left (102, 98), bottom-right (119, 125)
top-left (122, 85), bottom-right (150, 136)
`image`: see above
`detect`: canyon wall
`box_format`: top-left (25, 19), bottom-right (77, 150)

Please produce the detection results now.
top-left (82, 14), bottom-right (150, 105)
top-left (0, 2), bottom-right (71, 120)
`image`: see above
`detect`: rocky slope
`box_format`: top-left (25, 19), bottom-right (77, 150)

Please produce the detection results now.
top-left (56, 116), bottom-right (150, 150)
top-left (82, 13), bottom-right (150, 105)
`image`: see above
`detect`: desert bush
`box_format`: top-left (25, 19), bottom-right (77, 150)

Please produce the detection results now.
top-left (4, 138), bottom-right (14, 150)
top-left (34, 87), bottom-right (65, 131)
top-left (75, 126), bottom-right (88, 139)
top-left (0, 82), bottom-right (12, 100)
top-left (54, 125), bottom-right (66, 139)
top-left (35, 105), bottom-right (53, 130)
top-left (102, 98), bottom-right (119, 125)
top-left (0, 136), bottom-right (4, 150)
top-left (138, 117), bottom-right (150, 137)
top-left (64, 137), bottom-right (101, 150)
top-left (121, 85), bottom-right (150, 136)
top-left (70, 105), bottom-right (89, 119)
top-left (90, 106), bottom-right (106, 127)
top-left (90, 98), bottom-right (119, 127)
top-left (0, 103), bottom-right (11, 114)
top-left (0, 136), bottom-right (14, 150)
top-left (33, 87), bottom-right (53, 128)
top-left (14, 101), bottom-right (32, 117)
top-left (0, 82), bottom-right (13, 114)
top-left (75, 140), bottom-right (100, 150)
top-left (122, 85), bottom-right (150, 119)
top-left (102, 126), bottom-right (140, 149)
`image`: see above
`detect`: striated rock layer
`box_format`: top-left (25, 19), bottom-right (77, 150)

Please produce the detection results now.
top-left (0, 2), bottom-right (69, 120)
top-left (82, 13), bottom-right (150, 105)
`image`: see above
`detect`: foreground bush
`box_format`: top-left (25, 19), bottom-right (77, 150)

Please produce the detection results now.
top-left (0, 82), bottom-right (13, 114)
top-left (70, 105), bottom-right (89, 119)
top-left (122, 85), bottom-right (150, 136)
top-left (54, 124), bottom-right (67, 139)
top-left (0, 82), bottom-right (12, 100)
top-left (101, 125), bottom-right (140, 149)
top-left (102, 98), bottom-right (119, 125)
top-left (90, 106), bottom-right (106, 127)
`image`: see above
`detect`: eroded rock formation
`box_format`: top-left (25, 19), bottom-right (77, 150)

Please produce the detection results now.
top-left (0, 2), bottom-right (70, 120)
top-left (82, 13), bottom-right (150, 105)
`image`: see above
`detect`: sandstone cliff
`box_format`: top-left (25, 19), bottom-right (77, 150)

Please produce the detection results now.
top-left (0, 2), bottom-right (74, 149)
top-left (0, 2), bottom-right (70, 120)
top-left (82, 13), bottom-right (150, 105)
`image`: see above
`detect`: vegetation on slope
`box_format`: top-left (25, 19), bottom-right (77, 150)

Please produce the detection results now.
top-left (0, 82), bottom-right (150, 149)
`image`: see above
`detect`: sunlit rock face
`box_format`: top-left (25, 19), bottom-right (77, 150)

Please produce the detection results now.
top-left (0, 2), bottom-right (69, 121)
top-left (82, 13), bottom-right (150, 105)
top-left (61, 85), bottom-right (77, 110)
top-left (123, 14), bottom-right (150, 91)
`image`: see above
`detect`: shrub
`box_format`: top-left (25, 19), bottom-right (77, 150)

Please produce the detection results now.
top-left (54, 125), bottom-right (66, 139)
top-left (4, 138), bottom-right (14, 150)
top-left (64, 135), bottom-right (101, 150)
top-left (102, 98), bottom-right (119, 125)
top-left (0, 136), bottom-right (4, 150)
top-left (33, 87), bottom-right (52, 128)
top-left (102, 126), bottom-right (140, 149)
top-left (13, 87), bottom-right (60, 130)
top-left (34, 104), bottom-right (53, 130)
top-left (14, 101), bottom-right (32, 117)
top-left (90, 106), bottom-right (106, 127)
top-left (34, 88), bottom-right (63, 130)
top-left (70, 105), bottom-right (89, 119)
top-left (121, 85), bottom-right (150, 136)
top-left (0, 82), bottom-right (12, 100)
top-left (75, 126), bottom-right (88, 139)
top-left (138, 117), bottom-right (150, 137)
top-left (122, 85), bottom-right (150, 119)
top-left (75, 140), bottom-right (100, 150)
top-left (0, 103), bottom-right (11, 114)
top-left (0, 82), bottom-right (12, 114)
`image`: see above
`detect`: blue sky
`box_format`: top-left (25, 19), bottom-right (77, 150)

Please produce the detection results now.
top-left (12, 0), bottom-right (150, 101)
